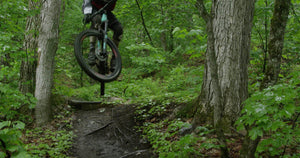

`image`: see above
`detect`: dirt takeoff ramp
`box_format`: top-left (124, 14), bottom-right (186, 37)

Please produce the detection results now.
top-left (70, 103), bottom-right (154, 158)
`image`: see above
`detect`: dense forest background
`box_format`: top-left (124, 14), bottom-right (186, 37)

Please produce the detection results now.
top-left (0, 0), bottom-right (299, 157)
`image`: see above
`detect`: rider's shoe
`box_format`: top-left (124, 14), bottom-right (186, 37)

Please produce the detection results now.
top-left (88, 44), bottom-right (96, 66)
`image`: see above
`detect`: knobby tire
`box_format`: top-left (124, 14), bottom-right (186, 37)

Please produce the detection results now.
top-left (74, 29), bottom-right (122, 82)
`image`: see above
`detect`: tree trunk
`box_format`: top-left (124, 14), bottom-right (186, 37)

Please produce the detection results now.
top-left (135, 0), bottom-right (153, 46)
top-left (19, 0), bottom-right (41, 94)
top-left (260, 0), bottom-right (291, 89)
top-left (159, 3), bottom-right (167, 51)
top-left (35, 0), bottom-right (61, 126)
top-left (194, 0), bottom-right (255, 127)
top-left (194, 0), bottom-right (255, 157)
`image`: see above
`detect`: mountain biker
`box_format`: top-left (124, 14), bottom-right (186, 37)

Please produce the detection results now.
top-left (82, 0), bottom-right (123, 66)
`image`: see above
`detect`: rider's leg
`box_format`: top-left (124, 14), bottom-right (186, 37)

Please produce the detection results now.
top-left (111, 22), bottom-right (123, 47)
top-left (110, 22), bottom-right (123, 72)
top-left (88, 14), bottom-right (101, 66)
top-left (88, 36), bottom-right (96, 66)
top-left (107, 11), bottom-right (123, 47)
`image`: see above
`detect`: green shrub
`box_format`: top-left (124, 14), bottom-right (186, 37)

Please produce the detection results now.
top-left (25, 128), bottom-right (74, 158)
top-left (142, 121), bottom-right (219, 157)
top-left (0, 121), bottom-right (30, 158)
top-left (236, 66), bottom-right (300, 157)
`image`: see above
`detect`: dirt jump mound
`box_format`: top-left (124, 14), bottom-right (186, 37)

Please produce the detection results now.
top-left (70, 103), bottom-right (154, 158)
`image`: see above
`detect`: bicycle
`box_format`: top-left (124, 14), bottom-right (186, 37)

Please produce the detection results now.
top-left (74, 0), bottom-right (122, 84)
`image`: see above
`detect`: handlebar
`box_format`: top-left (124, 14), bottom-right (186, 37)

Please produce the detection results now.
top-left (90, 0), bottom-right (116, 19)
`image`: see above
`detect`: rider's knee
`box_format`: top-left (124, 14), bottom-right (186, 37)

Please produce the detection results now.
top-left (112, 23), bottom-right (123, 42)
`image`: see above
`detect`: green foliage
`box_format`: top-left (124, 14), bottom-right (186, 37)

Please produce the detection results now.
top-left (64, 64), bottom-right (202, 108)
top-left (142, 121), bottom-right (219, 157)
top-left (0, 0), bottom-right (35, 121)
top-left (124, 65), bottom-right (202, 121)
top-left (283, 1), bottom-right (300, 72)
top-left (0, 67), bottom-right (36, 121)
top-left (126, 43), bottom-right (166, 76)
top-left (25, 128), bottom-right (74, 158)
top-left (236, 67), bottom-right (300, 157)
top-left (249, 0), bottom-right (300, 93)
top-left (0, 0), bottom-right (28, 61)
top-left (172, 26), bottom-right (206, 60)
top-left (23, 108), bottom-right (74, 158)
top-left (0, 0), bottom-right (298, 157)
top-left (0, 121), bottom-right (30, 158)
top-left (70, 85), bottom-right (100, 101)
top-left (0, 83), bottom-right (36, 121)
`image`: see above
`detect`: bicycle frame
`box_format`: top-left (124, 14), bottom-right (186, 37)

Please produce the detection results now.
top-left (75, 0), bottom-right (121, 95)
top-left (95, 10), bottom-right (108, 61)
top-left (90, 0), bottom-right (115, 61)
top-left (97, 10), bottom-right (108, 60)
top-left (102, 11), bottom-right (108, 49)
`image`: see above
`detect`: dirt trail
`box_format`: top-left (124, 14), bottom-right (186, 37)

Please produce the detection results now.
top-left (70, 103), bottom-right (154, 158)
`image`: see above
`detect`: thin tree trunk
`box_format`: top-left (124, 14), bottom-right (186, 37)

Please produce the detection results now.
top-left (19, 0), bottom-right (41, 94)
top-left (260, 0), bottom-right (291, 89)
top-left (240, 128), bottom-right (261, 158)
top-left (135, 0), bottom-right (153, 46)
top-left (160, 3), bottom-right (168, 51)
top-left (262, 0), bottom-right (269, 73)
top-left (35, 0), bottom-right (61, 126)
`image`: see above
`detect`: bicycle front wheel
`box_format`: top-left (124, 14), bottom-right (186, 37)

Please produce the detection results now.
top-left (74, 29), bottom-right (122, 82)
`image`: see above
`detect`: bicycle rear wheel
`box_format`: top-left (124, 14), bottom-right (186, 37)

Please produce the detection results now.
top-left (74, 29), bottom-right (122, 82)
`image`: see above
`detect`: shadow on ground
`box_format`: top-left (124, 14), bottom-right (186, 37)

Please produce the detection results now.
top-left (70, 103), bottom-right (154, 158)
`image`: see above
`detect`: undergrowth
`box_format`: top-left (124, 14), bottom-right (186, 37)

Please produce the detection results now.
top-left (140, 120), bottom-right (221, 157)
top-left (236, 65), bottom-right (300, 157)
top-left (1, 66), bottom-right (74, 157)
top-left (23, 105), bottom-right (75, 158)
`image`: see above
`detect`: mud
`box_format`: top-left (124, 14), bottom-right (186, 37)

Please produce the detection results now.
top-left (70, 104), bottom-right (154, 158)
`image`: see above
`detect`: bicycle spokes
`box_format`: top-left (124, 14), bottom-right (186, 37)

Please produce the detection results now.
top-left (75, 30), bottom-right (121, 83)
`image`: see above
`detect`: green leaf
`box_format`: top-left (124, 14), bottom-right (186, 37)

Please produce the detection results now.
top-left (0, 121), bottom-right (11, 129)
top-left (13, 121), bottom-right (25, 130)
top-left (12, 151), bottom-right (30, 158)
top-left (7, 145), bottom-right (19, 152)
top-left (270, 121), bottom-right (285, 131)
top-left (249, 127), bottom-right (263, 140)
top-left (0, 152), bottom-right (7, 158)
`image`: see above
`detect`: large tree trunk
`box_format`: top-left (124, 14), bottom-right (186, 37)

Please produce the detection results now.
top-left (260, 0), bottom-right (291, 89)
top-left (194, 0), bottom-right (255, 157)
top-left (19, 0), bottom-right (41, 94)
top-left (194, 0), bottom-right (255, 127)
top-left (35, 0), bottom-right (61, 126)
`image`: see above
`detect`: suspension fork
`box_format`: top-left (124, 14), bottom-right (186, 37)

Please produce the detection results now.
top-left (99, 11), bottom-right (109, 96)
top-left (99, 11), bottom-right (108, 56)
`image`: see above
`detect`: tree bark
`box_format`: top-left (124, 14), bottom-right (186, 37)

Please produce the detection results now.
top-left (194, 0), bottom-right (255, 156)
top-left (35, 0), bottom-right (61, 126)
top-left (19, 0), bottom-right (41, 94)
top-left (194, 0), bottom-right (255, 127)
top-left (240, 129), bottom-right (261, 158)
top-left (260, 0), bottom-right (291, 89)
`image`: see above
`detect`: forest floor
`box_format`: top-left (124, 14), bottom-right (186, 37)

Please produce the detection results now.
top-left (69, 101), bottom-right (155, 158)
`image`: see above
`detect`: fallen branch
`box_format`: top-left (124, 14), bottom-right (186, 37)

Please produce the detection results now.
top-left (86, 122), bottom-right (113, 136)
top-left (120, 149), bottom-right (148, 158)
top-left (68, 99), bottom-right (102, 106)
